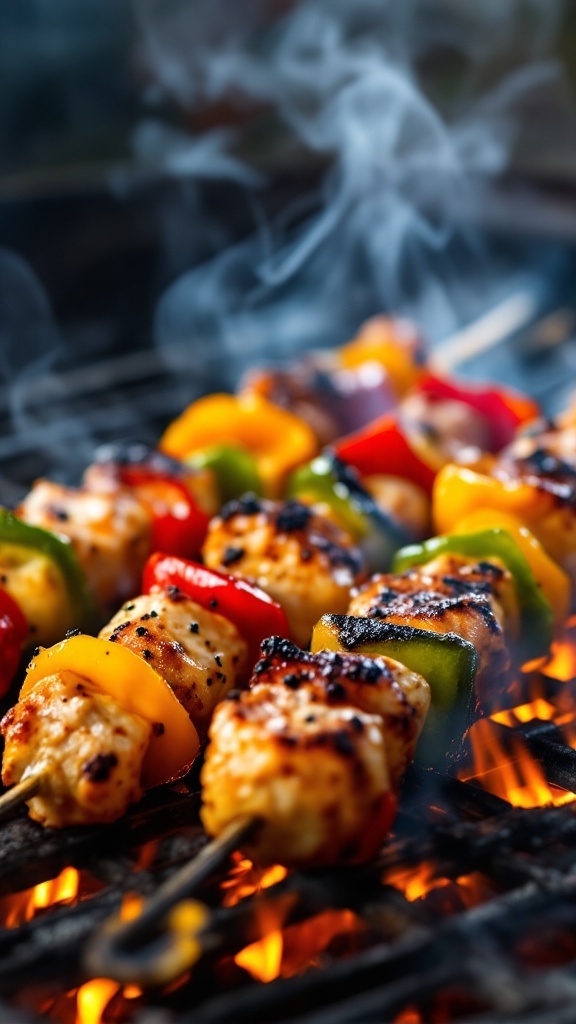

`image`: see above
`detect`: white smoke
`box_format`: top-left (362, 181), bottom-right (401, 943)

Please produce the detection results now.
top-left (134, 0), bottom-right (573, 363)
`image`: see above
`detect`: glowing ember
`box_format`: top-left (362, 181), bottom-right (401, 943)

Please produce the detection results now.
top-left (393, 1007), bottom-right (422, 1023)
top-left (461, 718), bottom-right (574, 808)
top-left (221, 853), bottom-right (288, 907)
top-left (120, 892), bottom-right (144, 921)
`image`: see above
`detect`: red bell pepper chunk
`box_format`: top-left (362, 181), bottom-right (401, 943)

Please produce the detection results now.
top-left (334, 414), bottom-right (437, 495)
top-left (0, 587), bottom-right (27, 698)
top-left (119, 467), bottom-right (210, 559)
top-left (415, 374), bottom-right (540, 451)
top-left (143, 553), bottom-right (291, 668)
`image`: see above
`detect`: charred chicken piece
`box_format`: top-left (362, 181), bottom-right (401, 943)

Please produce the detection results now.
top-left (1, 672), bottom-right (151, 827)
top-left (201, 683), bottom-right (393, 867)
top-left (99, 592), bottom-right (248, 739)
top-left (489, 428), bottom-right (576, 583)
top-left (253, 636), bottom-right (430, 784)
top-left (201, 642), bottom-right (429, 867)
top-left (202, 496), bottom-right (364, 647)
top-left (348, 554), bottom-right (519, 696)
top-left (18, 480), bottom-right (152, 611)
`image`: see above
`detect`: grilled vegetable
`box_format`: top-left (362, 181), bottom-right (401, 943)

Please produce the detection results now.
top-left (337, 315), bottom-right (426, 396)
top-left (311, 615), bottom-right (477, 712)
top-left (0, 588), bottom-right (28, 697)
top-left (143, 553), bottom-right (290, 669)
top-left (0, 509), bottom-right (96, 645)
top-left (335, 414), bottom-right (437, 495)
top-left (185, 443), bottom-right (262, 504)
top-left (433, 461), bottom-right (576, 588)
top-left (414, 374), bottom-right (540, 451)
top-left (287, 453), bottom-right (409, 571)
top-left (160, 393), bottom-right (317, 497)
top-left (311, 614), bottom-right (476, 761)
top-left (17, 635), bottom-right (199, 784)
top-left (112, 467), bottom-right (209, 559)
top-left (392, 528), bottom-right (554, 662)
top-left (449, 509), bottom-right (570, 633)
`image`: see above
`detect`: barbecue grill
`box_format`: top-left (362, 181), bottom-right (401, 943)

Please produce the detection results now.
top-left (0, 285), bottom-right (576, 1023)
top-left (5, 3), bottom-right (576, 1021)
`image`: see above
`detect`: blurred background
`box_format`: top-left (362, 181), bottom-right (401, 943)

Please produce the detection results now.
top-left (3, 0), bottom-right (576, 487)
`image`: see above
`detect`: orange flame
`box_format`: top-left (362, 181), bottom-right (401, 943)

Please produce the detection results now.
top-left (461, 718), bottom-right (574, 808)
top-left (233, 909), bottom-right (364, 983)
top-left (542, 619), bottom-right (576, 681)
top-left (75, 979), bottom-right (119, 1024)
top-left (0, 867), bottom-right (83, 929)
top-left (385, 862), bottom-right (448, 902)
top-left (221, 854), bottom-right (288, 907)
top-left (235, 929), bottom-right (284, 982)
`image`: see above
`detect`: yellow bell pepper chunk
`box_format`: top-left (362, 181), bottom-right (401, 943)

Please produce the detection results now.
top-left (338, 316), bottom-right (425, 396)
top-left (160, 393), bottom-right (317, 497)
top-left (433, 462), bottom-right (576, 591)
top-left (451, 508), bottom-right (570, 634)
top-left (22, 635), bottom-right (200, 788)
top-left (433, 463), bottom-right (541, 536)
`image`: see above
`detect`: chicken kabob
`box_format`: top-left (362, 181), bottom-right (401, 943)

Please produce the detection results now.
top-left (197, 451), bottom-right (571, 868)
top-left (0, 497), bottom-right (362, 827)
top-left (83, 453), bottom-right (564, 986)
top-left (0, 394), bottom-right (317, 699)
top-left (0, 322), bottom-right (538, 699)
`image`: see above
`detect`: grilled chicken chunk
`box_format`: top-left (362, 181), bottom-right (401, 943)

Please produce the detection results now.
top-left (99, 593), bottom-right (247, 737)
top-left (253, 636), bottom-right (430, 784)
top-left (99, 591), bottom-right (248, 737)
top-left (1, 672), bottom-right (151, 827)
top-left (0, 543), bottom-right (73, 647)
top-left (202, 496), bottom-right (364, 647)
top-left (201, 642), bottom-right (429, 866)
top-left (18, 480), bottom-right (152, 610)
top-left (201, 684), bottom-right (391, 867)
top-left (348, 554), bottom-right (518, 693)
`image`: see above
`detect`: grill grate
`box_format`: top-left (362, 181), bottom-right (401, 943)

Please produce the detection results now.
top-left (2, 331), bottom-right (576, 1022)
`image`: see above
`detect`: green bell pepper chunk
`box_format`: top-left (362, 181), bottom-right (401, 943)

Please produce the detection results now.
top-left (186, 443), bottom-right (262, 505)
top-left (287, 453), bottom-right (408, 572)
top-left (311, 613), bottom-right (479, 764)
top-left (392, 528), bottom-right (553, 663)
top-left (0, 510), bottom-right (96, 635)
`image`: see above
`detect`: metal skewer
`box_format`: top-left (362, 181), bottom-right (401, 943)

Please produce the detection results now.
top-left (85, 815), bottom-right (260, 986)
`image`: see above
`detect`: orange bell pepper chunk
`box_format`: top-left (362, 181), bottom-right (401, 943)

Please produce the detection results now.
top-left (160, 394), bottom-right (317, 497)
top-left (338, 316), bottom-right (426, 396)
